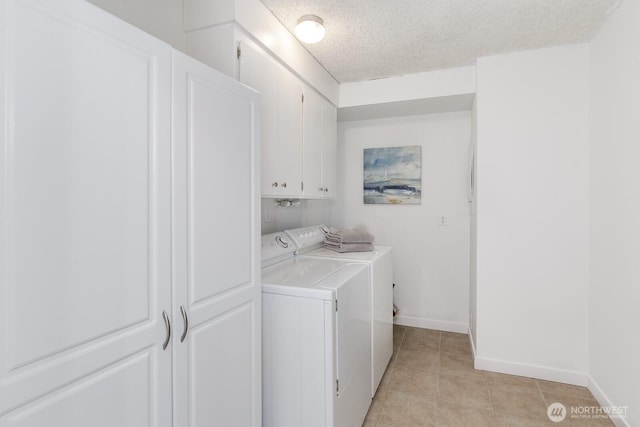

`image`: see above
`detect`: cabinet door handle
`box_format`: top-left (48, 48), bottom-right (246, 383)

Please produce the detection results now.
top-left (162, 310), bottom-right (171, 350)
top-left (180, 305), bottom-right (189, 343)
top-left (281, 182), bottom-right (287, 188)
top-left (272, 182), bottom-right (278, 187)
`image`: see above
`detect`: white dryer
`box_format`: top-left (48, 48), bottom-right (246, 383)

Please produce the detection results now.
top-left (284, 225), bottom-right (393, 397)
top-left (261, 232), bottom-right (372, 427)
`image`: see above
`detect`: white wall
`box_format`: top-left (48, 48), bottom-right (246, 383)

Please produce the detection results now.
top-left (261, 199), bottom-right (333, 235)
top-left (339, 66), bottom-right (476, 108)
top-left (469, 100), bottom-right (477, 350)
top-left (86, 0), bottom-right (185, 50)
top-left (333, 111), bottom-right (472, 332)
top-left (338, 66), bottom-right (476, 122)
top-left (588, 0), bottom-right (640, 424)
top-left (475, 44), bottom-right (589, 385)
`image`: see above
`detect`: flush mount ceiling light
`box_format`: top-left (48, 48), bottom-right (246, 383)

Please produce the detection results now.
top-left (295, 15), bottom-right (325, 44)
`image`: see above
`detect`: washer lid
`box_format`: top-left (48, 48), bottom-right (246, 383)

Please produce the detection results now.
top-left (305, 245), bottom-right (392, 261)
top-left (262, 257), bottom-right (361, 299)
top-left (262, 257), bottom-right (346, 286)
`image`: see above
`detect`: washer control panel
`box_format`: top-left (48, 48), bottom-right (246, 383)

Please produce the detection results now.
top-left (284, 224), bottom-right (328, 253)
top-left (261, 232), bottom-right (296, 267)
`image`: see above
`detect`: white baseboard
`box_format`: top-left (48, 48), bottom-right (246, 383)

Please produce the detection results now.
top-left (393, 314), bottom-right (468, 334)
top-left (473, 356), bottom-right (588, 386)
top-left (588, 376), bottom-right (631, 427)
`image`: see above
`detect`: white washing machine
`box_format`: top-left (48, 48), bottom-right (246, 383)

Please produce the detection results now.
top-left (284, 225), bottom-right (393, 397)
top-left (261, 231), bottom-right (372, 427)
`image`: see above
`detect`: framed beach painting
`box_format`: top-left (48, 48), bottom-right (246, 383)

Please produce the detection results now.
top-left (363, 145), bottom-right (422, 204)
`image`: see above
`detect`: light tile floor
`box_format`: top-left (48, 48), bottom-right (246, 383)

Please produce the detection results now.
top-left (363, 325), bottom-right (615, 427)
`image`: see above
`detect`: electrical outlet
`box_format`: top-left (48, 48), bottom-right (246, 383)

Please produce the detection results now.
top-left (264, 210), bottom-right (272, 224)
top-left (439, 215), bottom-right (447, 226)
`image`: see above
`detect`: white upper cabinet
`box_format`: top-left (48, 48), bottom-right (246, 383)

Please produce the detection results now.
top-left (0, 0), bottom-right (172, 424)
top-left (321, 96), bottom-right (338, 199)
top-left (302, 88), bottom-right (324, 197)
top-left (186, 21), bottom-right (339, 200)
top-left (303, 87), bottom-right (338, 199)
top-left (172, 51), bottom-right (261, 427)
top-left (239, 41), bottom-right (303, 197)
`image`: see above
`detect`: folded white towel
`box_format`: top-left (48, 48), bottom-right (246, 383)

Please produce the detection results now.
top-left (325, 228), bottom-right (374, 244)
top-left (324, 241), bottom-right (374, 253)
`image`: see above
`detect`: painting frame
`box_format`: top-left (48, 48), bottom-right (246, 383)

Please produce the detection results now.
top-left (363, 145), bottom-right (422, 205)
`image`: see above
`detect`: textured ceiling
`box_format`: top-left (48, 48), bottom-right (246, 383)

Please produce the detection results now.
top-left (259, 0), bottom-right (619, 83)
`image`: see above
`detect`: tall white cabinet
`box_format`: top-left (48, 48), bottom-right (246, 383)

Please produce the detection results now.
top-left (172, 51), bottom-right (261, 427)
top-left (0, 1), bottom-right (260, 426)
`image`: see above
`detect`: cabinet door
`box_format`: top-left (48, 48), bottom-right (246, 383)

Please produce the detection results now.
top-left (302, 89), bottom-right (337, 200)
top-left (172, 51), bottom-right (261, 427)
top-left (238, 42), bottom-right (279, 196)
top-left (239, 42), bottom-right (302, 197)
top-left (276, 66), bottom-right (303, 197)
top-left (0, 1), bottom-right (172, 426)
top-left (321, 100), bottom-right (338, 199)
top-left (302, 87), bottom-right (324, 198)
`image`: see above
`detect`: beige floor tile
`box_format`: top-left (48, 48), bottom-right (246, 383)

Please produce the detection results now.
top-left (436, 400), bottom-right (495, 427)
top-left (379, 366), bottom-right (393, 388)
top-left (401, 330), bottom-right (440, 351)
top-left (537, 379), bottom-right (595, 400)
top-left (440, 331), bottom-right (467, 341)
top-left (404, 326), bottom-right (440, 336)
top-left (404, 326), bottom-right (437, 335)
top-left (374, 385), bottom-right (389, 401)
top-left (364, 403), bottom-right (380, 423)
top-left (369, 326), bottom-right (604, 427)
top-left (439, 351), bottom-right (485, 380)
top-left (395, 348), bottom-right (440, 372)
top-left (493, 414), bottom-right (554, 426)
top-left (378, 389), bottom-right (436, 427)
top-left (440, 331), bottom-right (466, 338)
top-left (393, 324), bottom-right (407, 333)
top-left (490, 387), bottom-right (549, 421)
top-left (391, 346), bottom-right (400, 364)
top-left (438, 372), bottom-right (492, 411)
top-left (487, 371), bottom-right (539, 393)
top-left (439, 333), bottom-right (471, 356)
top-left (541, 392), bottom-right (598, 407)
top-left (393, 328), bottom-right (406, 349)
top-left (560, 416), bottom-right (616, 426)
top-left (387, 365), bottom-right (438, 402)
top-left (366, 385), bottom-right (387, 422)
